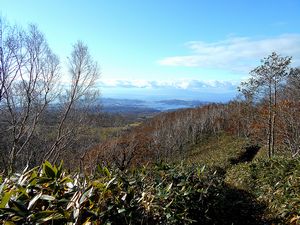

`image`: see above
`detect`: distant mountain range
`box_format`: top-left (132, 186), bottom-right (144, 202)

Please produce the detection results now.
top-left (100, 98), bottom-right (209, 114)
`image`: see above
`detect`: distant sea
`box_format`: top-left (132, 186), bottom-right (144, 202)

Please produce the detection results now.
top-left (100, 98), bottom-right (210, 113)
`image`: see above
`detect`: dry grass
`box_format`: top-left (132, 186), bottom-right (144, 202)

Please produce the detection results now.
top-left (184, 133), bottom-right (248, 168)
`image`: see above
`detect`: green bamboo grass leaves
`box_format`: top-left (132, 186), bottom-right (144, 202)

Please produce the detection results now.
top-left (0, 161), bottom-right (218, 224)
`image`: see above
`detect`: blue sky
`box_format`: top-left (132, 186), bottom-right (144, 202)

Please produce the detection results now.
top-left (1, 0), bottom-right (300, 101)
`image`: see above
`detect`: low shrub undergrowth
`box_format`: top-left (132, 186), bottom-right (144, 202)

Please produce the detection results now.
top-left (226, 157), bottom-right (300, 224)
top-left (0, 162), bottom-right (224, 224)
top-left (2, 156), bottom-right (296, 224)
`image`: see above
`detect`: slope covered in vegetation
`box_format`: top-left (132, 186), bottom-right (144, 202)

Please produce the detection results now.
top-left (226, 157), bottom-right (300, 224)
top-left (1, 134), bottom-right (299, 224)
top-left (0, 159), bottom-right (257, 224)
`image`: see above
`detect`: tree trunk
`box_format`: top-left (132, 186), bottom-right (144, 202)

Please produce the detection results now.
top-left (271, 81), bottom-right (277, 157)
top-left (268, 83), bottom-right (273, 158)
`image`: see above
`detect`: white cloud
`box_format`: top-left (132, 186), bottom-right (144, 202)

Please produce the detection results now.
top-left (99, 79), bottom-right (238, 91)
top-left (158, 34), bottom-right (300, 72)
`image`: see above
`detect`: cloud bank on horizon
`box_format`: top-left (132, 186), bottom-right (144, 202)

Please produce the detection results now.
top-left (158, 34), bottom-right (300, 72)
top-left (99, 79), bottom-right (238, 91)
top-left (99, 79), bottom-right (238, 102)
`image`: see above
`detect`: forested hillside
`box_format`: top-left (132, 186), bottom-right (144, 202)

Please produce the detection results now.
top-left (85, 53), bottom-right (300, 171)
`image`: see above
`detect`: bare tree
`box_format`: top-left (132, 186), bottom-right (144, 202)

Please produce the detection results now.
top-left (0, 17), bottom-right (24, 104)
top-left (239, 52), bottom-right (291, 157)
top-left (278, 67), bottom-right (300, 157)
top-left (0, 22), bottom-right (60, 173)
top-left (44, 41), bottom-right (100, 163)
top-left (0, 17), bottom-right (102, 174)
